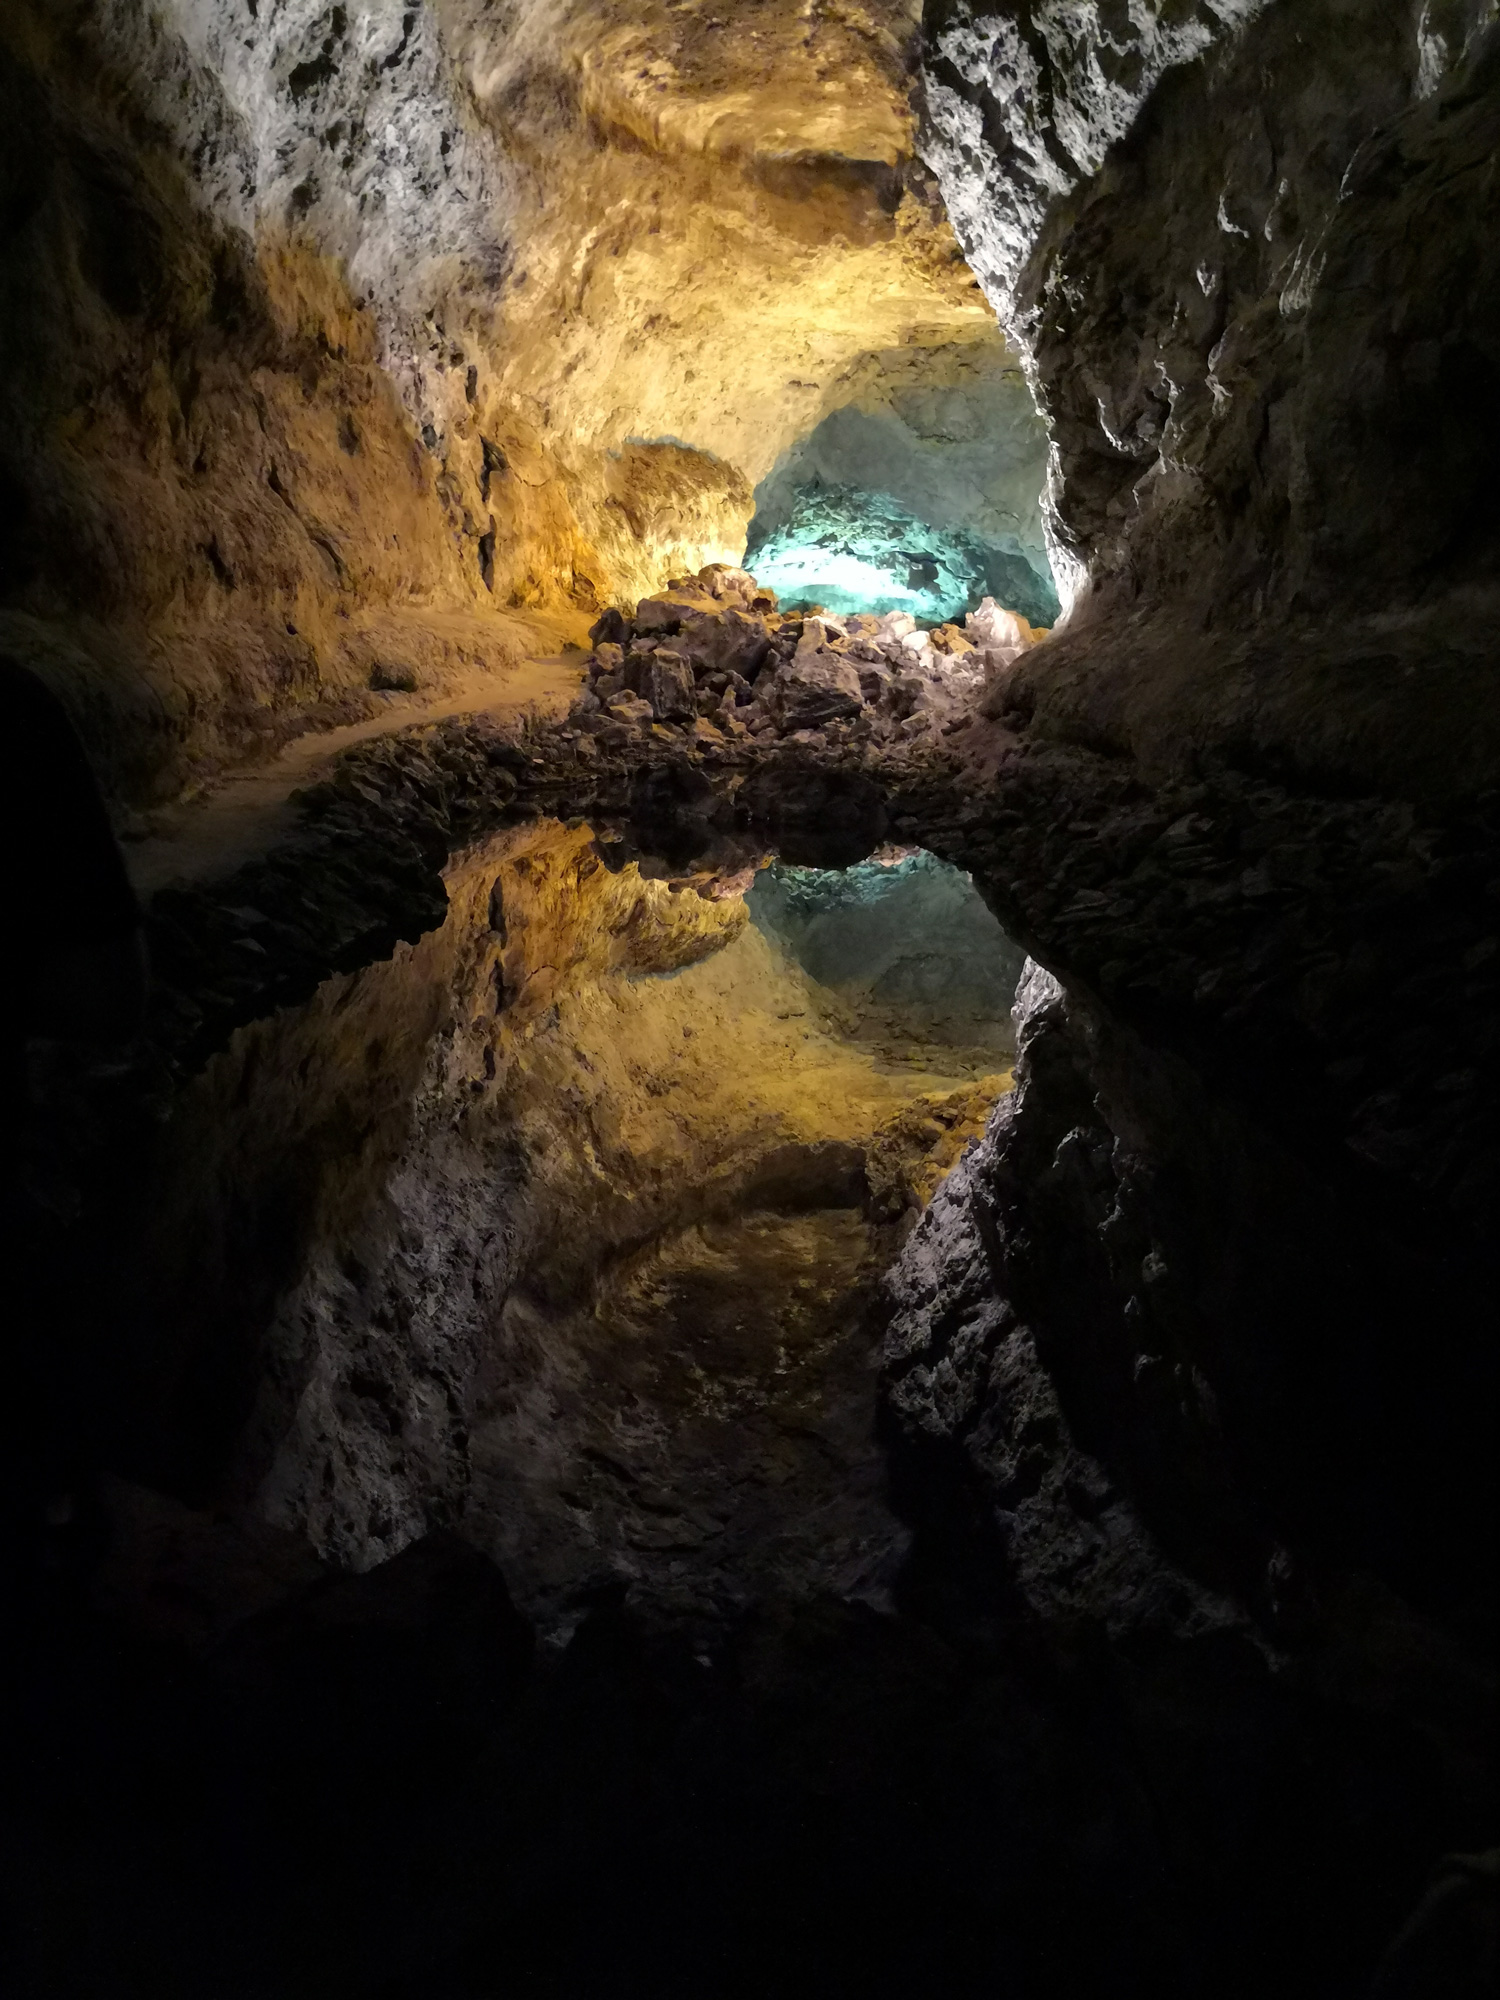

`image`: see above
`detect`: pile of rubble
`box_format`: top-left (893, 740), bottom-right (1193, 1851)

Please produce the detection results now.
top-left (568, 564), bottom-right (1043, 756)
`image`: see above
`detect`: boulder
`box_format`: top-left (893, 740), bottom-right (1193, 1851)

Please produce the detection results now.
top-left (675, 605), bottom-right (774, 680)
top-left (604, 692), bottom-right (653, 726)
top-left (876, 610), bottom-right (917, 641)
top-left (634, 583), bottom-right (718, 634)
top-left (639, 650), bottom-right (697, 722)
top-left (632, 597), bottom-right (683, 635)
top-left (696, 562), bottom-right (758, 604)
top-left (965, 596), bottom-right (1037, 652)
top-left (588, 606), bottom-right (630, 647)
top-left (767, 648), bottom-right (865, 730)
top-left (928, 623), bottom-right (975, 656)
top-left (795, 615), bottom-right (849, 657)
top-left (887, 673), bottom-right (925, 720)
top-left (621, 647), bottom-right (659, 692)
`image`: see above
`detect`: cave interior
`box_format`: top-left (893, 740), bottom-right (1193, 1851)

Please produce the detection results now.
top-left (2, 4), bottom-right (1498, 1997)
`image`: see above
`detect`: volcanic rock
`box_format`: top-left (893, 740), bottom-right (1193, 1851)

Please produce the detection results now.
top-left (639, 650), bottom-right (697, 722)
top-left (675, 605), bottom-right (776, 680)
top-left (766, 649), bottom-right (865, 731)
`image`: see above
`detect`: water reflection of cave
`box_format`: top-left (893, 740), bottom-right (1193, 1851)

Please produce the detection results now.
top-left (747, 848), bottom-right (1027, 1074)
top-left (466, 836), bottom-right (1026, 1636)
top-left (256, 822), bottom-right (1027, 1638)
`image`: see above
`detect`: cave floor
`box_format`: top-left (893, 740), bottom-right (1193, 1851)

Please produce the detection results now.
top-left (126, 647), bottom-right (589, 898)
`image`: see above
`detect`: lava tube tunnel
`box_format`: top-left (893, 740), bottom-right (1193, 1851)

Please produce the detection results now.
top-left (1, 5), bottom-right (1496, 1996)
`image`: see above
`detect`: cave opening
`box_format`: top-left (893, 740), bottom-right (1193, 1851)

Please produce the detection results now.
top-left (742, 340), bottom-right (1061, 629)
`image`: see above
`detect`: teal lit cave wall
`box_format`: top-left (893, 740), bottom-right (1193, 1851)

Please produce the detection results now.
top-left (747, 851), bottom-right (1028, 1051)
top-left (744, 341), bottom-right (1059, 628)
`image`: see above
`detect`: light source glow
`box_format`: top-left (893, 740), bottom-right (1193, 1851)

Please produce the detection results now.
top-left (749, 546), bottom-right (938, 620)
top-left (744, 480), bottom-right (1059, 628)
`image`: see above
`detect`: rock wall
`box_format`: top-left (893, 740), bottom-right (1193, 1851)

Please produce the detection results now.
top-left (920, 1), bottom-right (1500, 795)
top-left (899, 1), bottom-right (1500, 1571)
top-left (1, 0), bottom-right (1002, 797)
top-left (829, 15), bottom-right (1500, 1965)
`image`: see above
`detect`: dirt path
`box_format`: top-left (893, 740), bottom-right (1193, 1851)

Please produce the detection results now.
top-left (126, 651), bottom-right (586, 898)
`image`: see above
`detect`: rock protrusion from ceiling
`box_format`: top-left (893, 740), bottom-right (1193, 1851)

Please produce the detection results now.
top-left (73, 0), bottom-right (986, 499)
top-left (920, 0), bottom-right (1277, 316)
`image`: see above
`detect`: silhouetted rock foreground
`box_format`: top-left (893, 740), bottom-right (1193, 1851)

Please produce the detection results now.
top-left (10, 1507), bottom-right (1487, 2000)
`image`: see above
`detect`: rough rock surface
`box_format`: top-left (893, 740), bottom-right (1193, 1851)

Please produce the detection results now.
top-left (921, 1), bottom-right (1500, 771)
top-left (0, 0), bottom-right (999, 793)
top-left (572, 564), bottom-right (1012, 758)
top-left (8, 5), bottom-right (1500, 1996)
top-left (746, 335), bottom-right (1059, 623)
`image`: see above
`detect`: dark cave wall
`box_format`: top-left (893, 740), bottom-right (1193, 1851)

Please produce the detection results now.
top-left (879, 975), bottom-right (1496, 1993)
top-left (884, 960), bottom-right (1498, 1647)
top-left (921, 0), bottom-right (1500, 802)
top-left (869, 0), bottom-right (1500, 1866)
